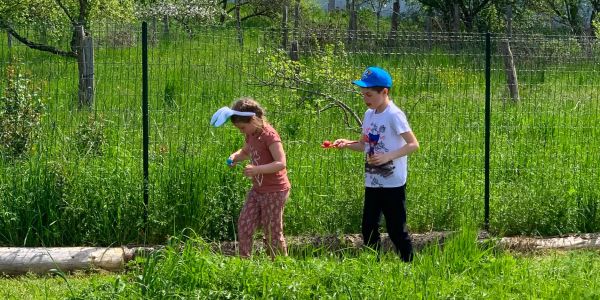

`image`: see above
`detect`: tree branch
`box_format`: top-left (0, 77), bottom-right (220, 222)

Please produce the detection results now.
top-left (248, 73), bottom-right (363, 128)
top-left (0, 20), bottom-right (76, 58)
top-left (240, 10), bottom-right (271, 22)
top-left (54, 0), bottom-right (76, 24)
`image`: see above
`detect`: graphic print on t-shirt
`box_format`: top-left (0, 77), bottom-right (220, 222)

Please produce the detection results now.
top-left (364, 122), bottom-right (395, 182)
top-left (248, 144), bottom-right (264, 187)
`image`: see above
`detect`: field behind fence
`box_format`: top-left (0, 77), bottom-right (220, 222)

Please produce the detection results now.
top-left (0, 24), bottom-right (598, 246)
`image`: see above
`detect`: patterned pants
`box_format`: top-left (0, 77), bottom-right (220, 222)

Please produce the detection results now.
top-left (237, 189), bottom-right (289, 258)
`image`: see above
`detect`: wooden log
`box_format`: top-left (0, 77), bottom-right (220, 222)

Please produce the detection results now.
top-left (0, 247), bottom-right (134, 275)
top-left (498, 234), bottom-right (600, 251)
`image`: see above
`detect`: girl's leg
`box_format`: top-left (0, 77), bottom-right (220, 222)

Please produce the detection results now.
top-left (237, 189), bottom-right (262, 258)
top-left (259, 189), bottom-right (290, 259)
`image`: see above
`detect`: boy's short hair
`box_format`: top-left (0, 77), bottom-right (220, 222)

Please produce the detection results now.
top-left (366, 86), bottom-right (387, 93)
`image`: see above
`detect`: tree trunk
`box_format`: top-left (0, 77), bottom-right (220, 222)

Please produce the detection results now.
top-left (463, 14), bottom-right (473, 32)
top-left (390, 0), bottom-right (400, 33)
top-left (290, 40), bottom-right (299, 61)
top-left (387, 1), bottom-right (400, 47)
top-left (282, 4), bottom-right (288, 50)
top-left (0, 247), bottom-right (134, 275)
top-left (500, 40), bottom-right (519, 103)
top-left (451, 3), bottom-right (460, 51)
top-left (235, 0), bottom-right (243, 46)
top-left (151, 17), bottom-right (157, 45)
top-left (505, 4), bottom-right (512, 39)
top-left (294, 0), bottom-right (300, 39)
top-left (289, 0), bottom-right (300, 61)
top-left (76, 25), bottom-right (94, 108)
top-left (347, 0), bottom-right (357, 45)
top-left (220, 0), bottom-right (228, 24)
top-left (453, 3), bottom-right (460, 32)
top-left (328, 0), bottom-right (335, 12)
top-left (590, 9), bottom-right (597, 39)
top-left (425, 11), bottom-right (432, 50)
top-left (39, 25), bottom-right (48, 44)
top-left (162, 16), bottom-right (169, 39)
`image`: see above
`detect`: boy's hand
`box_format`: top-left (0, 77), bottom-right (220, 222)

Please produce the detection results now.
top-left (333, 139), bottom-right (353, 149)
top-left (243, 164), bottom-right (260, 177)
top-left (367, 153), bottom-right (392, 166)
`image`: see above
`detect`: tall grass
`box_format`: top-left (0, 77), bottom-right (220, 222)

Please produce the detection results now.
top-left (0, 27), bottom-right (598, 246)
top-left (62, 228), bottom-right (600, 299)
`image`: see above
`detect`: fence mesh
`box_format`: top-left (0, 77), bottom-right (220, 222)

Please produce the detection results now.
top-left (0, 24), bottom-right (598, 246)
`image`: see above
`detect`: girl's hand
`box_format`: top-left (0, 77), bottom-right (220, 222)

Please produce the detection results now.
top-left (367, 153), bottom-right (392, 166)
top-left (243, 164), bottom-right (260, 177)
top-left (227, 156), bottom-right (236, 167)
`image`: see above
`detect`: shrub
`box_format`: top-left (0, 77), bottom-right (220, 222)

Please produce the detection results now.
top-left (0, 61), bottom-right (45, 159)
top-left (74, 114), bottom-right (107, 156)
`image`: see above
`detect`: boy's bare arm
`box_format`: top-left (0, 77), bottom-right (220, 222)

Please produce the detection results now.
top-left (333, 138), bottom-right (365, 152)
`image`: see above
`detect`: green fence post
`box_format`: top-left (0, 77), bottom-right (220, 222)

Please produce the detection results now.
top-left (484, 32), bottom-right (491, 231)
top-left (142, 22), bottom-right (149, 237)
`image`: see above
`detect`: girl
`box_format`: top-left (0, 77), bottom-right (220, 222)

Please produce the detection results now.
top-left (219, 97), bottom-right (291, 259)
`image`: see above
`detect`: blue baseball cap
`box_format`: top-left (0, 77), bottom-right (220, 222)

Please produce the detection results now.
top-left (352, 66), bottom-right (392, 88)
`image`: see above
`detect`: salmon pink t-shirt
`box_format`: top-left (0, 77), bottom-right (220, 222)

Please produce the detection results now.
top-left (244, 123), bottom-right (291, 193)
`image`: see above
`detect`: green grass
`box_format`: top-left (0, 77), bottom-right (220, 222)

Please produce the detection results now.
top-left (0, 27), bottom-right (599, 246)
top-left (0, 273), bottom-right (115, 300)
top-left (2, 229), bottom-right (600, 299)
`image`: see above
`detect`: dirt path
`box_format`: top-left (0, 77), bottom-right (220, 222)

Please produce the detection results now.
top-left (211, 232), bottom-right (600, 256)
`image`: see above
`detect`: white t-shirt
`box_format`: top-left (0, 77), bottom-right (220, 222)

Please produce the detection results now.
top-left (361, 101), bottom-right (411, 188)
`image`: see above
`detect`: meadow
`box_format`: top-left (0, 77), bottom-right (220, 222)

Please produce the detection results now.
top-left (0, 25), bottom-right (598, 247)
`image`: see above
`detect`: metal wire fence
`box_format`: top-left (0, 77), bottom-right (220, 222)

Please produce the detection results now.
top-left (0, 23), bottom-right (598, 246)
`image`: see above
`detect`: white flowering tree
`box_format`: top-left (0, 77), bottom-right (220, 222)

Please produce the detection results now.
top-left (137, 0), bottom-right (223, 31)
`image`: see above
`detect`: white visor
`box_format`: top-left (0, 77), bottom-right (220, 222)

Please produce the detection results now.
top-left (210, 106), bottom-right (256, 127)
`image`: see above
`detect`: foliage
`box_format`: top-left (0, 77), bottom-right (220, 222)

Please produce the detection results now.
top-left (258, 41), bottom-right (362, 127)
top-left (0, 60), bottom-right (45, 159)
top-left (136, 0), bottom-right (223, 26)
top-left (0, 0), bottom-right (136, 30)
top-left (74, 115), bottom-right (107, 156)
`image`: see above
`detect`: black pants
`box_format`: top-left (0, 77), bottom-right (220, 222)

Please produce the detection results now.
top-left (362, 185), bottom-right (413, 262)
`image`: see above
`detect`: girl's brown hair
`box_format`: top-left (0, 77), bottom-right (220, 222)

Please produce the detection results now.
top-left (230, 97), bottom-right (265, 124)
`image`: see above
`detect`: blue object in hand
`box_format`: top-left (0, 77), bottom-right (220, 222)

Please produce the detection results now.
top-left (226, 157), bottom-right (234, 166)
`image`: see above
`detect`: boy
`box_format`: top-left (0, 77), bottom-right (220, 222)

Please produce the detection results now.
top-left (334, 66), bottom-right (419, 262)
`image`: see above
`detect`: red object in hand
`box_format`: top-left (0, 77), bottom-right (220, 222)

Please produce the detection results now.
top-left (321, 140), bottom-right (333, 148)
top-left (322, 140), bottom-right (358, 149)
